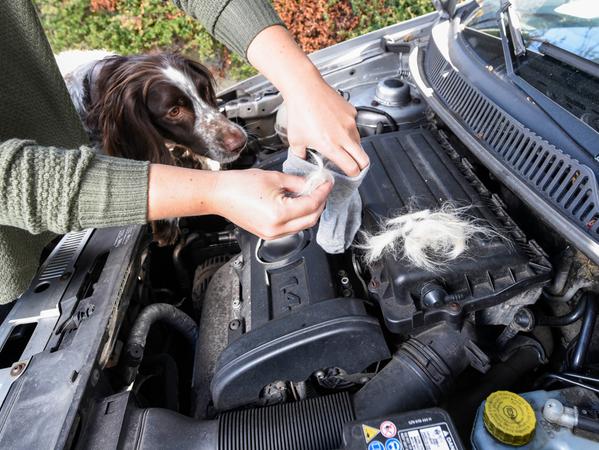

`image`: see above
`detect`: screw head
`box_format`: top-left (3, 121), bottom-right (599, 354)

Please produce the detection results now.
top-left (232, 257), bottom-right (244, 269)
top-left (229, 319), bottom-right (241, 330)
top-left (60, 271), bottom-right (71, 281)
top-left (10, 362), bottom-right (26, 377)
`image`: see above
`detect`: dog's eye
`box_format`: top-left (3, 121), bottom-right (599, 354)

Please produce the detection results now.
top-left (168, 107), bottom-right (180, 118)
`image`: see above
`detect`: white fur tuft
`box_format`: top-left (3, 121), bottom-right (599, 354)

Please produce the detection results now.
top-left (359, 204), bottom-right (500, 271)
top-left (297, 151), bottom-right (334, 196)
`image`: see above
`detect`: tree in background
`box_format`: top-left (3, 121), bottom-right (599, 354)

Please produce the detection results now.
top-left (37, 0), bottom-right (433, 82)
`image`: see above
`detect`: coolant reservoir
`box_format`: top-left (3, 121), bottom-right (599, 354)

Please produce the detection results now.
top-left (482, 391), bottom-right (536, 446)
top-left (472, 389), bottom-right (599, 449)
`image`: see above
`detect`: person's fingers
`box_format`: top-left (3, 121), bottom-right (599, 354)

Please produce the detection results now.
top-left (343, 141), bottom-right (369, 171)
top-left (278, 172), bottom-right (309, 194)
top-left (290, 144), bottom-right (307, 160)
top-left (280, 201), bottom-right (326, 234)
top-left (280, 180), bottom-right (331, 219)
top-left (319, 145), bottom-right (361, 177)
top-left (259, 196), bottom-right (327, 240)
top-left (344, 128), bottom-right (370, 170)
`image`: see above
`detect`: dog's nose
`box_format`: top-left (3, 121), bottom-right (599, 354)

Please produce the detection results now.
top-left (223, 130), bottom-right (247, 152)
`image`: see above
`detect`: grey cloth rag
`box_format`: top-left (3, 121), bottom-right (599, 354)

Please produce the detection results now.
top-left (282, 149), bottom-right (369, 254)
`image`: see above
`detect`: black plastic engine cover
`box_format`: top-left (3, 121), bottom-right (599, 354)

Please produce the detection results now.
top-left (210, 214), bottom-right (390, 411)
top-left (211, 295), bottom-right (389, 411)
top-left (359, 129), bottom-right (551, 333)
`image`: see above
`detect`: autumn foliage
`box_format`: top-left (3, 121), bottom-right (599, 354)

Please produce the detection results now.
top-left (37, 0), bottom-right (433, 80)
top-left (274, 0), bottom-right (359, 53)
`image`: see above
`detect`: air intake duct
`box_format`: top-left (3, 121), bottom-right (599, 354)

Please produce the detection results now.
top-left (353, 324), bottom-right (473, 419)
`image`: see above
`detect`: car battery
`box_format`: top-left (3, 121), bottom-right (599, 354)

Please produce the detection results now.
top-left (341, 407), bottom-right (464, 450)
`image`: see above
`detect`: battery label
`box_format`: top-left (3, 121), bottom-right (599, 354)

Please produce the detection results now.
top-left (397, 423), bottom-right (457, 450)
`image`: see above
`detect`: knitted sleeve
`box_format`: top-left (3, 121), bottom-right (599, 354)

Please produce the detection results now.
top-left (0, 139), bottom-right (149, 234)
top-left (172, 0), bottom-right (284, 57)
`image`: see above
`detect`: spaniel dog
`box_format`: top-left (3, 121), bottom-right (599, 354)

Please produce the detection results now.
top-left (58, 51), bottom-right (247, 245)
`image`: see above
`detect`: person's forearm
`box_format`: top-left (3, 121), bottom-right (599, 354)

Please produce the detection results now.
top-left (0, 139), bottom-right (149, 234)
top-left (246, 25), bottom-right (369, 176)
top-left (247, 25), bottom-right (324, 99)
top-left (148, 163), bottom-right (332, 240)
top-left (147, 163), bottom-right (219, 220)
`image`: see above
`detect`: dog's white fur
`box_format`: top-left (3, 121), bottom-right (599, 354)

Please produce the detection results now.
top-left (161, 66), bottom-right (242, 163)
top-left (359, 204), bottom-right (498, 271)
top-left (55, 50), bottom-right (245, 163)
top-left (298, 151), bottom-right (334, 196)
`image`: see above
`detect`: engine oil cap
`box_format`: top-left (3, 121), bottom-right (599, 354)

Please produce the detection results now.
top-left (483, 391), bottom-right (536, 446)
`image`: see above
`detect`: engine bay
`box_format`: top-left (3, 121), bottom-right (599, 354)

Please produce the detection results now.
top-left (2, 5), bottom-right (599, 450)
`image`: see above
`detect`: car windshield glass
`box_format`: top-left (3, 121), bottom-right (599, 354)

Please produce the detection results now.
top-left (466, 0), bottom-right (599, 64)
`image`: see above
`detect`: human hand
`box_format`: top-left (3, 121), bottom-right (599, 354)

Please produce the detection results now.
top-left (247, 25), bottom-right (368, 177)
top-left (285, 79), bottom-right (369, 177)
top-left (148, 165), bottom-right (330, 239)
top-left (210, 168), bottom-right (332, 240)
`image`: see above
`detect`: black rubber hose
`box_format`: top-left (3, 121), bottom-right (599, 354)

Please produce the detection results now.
top-left (124, 303), bottom-right (197, 384)
top-left (353, 325), bottom-right (468, 419)
top-left (141, 353), bottom-right (180, 412)
top-left (570, 294), bottom-right (597, 371)
top-left (578, 415), bottom-right (599, 435)
top-left (536, 296), bottom-right (588, 326)
top-left (447, 343), bottom-right (544, 434)
top-left (356, 106), bottom-right (399, 131)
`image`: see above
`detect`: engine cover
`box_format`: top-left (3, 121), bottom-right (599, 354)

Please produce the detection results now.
top-left (209, 224), bottom-right (390, 411)
top-left (359, 129), bottom-right (552, 332)
top-left (205, 127), bottom-right (551, 412)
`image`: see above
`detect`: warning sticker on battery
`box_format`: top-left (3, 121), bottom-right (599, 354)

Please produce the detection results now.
top-left (397, 423), bottom-right (457, 450)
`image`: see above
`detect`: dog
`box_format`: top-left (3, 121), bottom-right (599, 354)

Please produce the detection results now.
top-left (57, 50), bottom-right (247, 245)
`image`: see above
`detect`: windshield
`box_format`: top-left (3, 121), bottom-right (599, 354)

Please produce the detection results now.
top-left (467, 0), bottom-right (599, 63)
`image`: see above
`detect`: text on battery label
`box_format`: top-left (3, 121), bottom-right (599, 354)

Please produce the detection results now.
top-left (396, 423), bottom-right (457, 450)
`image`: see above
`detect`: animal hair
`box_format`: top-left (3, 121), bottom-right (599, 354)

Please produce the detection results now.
top-left (87, 53), bottom-right (216, 164)
top-left (359, 204), bottom-right (500, 271)
top-left (297, 151), bottom-right (334, 196)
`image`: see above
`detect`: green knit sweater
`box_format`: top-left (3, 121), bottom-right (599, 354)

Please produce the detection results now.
top-left (0, 0), bottom-right (282, 304)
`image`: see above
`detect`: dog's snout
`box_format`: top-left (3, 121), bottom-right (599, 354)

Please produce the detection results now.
top-left (223, 127), bottom-right (247, 152)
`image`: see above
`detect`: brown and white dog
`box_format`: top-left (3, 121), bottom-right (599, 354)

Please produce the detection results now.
top-left (57, 50), bottom-right (247, 244)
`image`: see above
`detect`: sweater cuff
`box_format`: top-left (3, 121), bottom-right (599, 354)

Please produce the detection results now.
top-left (213, 0), bottom-right (285, 58)
top-left (77, 154), bottom-right (149, 229)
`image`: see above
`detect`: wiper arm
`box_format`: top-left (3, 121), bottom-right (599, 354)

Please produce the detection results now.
top-left (494, 6), bottom-right (599, 159)
top-left (497, 0), bottom-right (526, 75)
top-left (501, 0), bottom-right (526, 56)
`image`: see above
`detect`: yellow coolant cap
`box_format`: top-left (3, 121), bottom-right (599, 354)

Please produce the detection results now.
top-left (483, 391), bottom-right (536, 446)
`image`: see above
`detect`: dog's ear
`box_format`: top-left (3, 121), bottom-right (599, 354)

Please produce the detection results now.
top-left (98, 81), bottom-right (172, 164)
top-left (184, 58), bottom-right (217, 106)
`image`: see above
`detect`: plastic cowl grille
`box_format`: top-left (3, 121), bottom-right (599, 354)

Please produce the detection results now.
top-left (218, 393), bottom-right (354, 450)
top-left (424, 41), bottom-right (599, 237)
top-left (38, 230), bottom-right (89, 281)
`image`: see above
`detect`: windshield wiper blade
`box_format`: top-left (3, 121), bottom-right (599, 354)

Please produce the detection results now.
top-left (539, 41), bottom-right (599, 79)
top-left (497, 0), bottom-right (526, 73)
